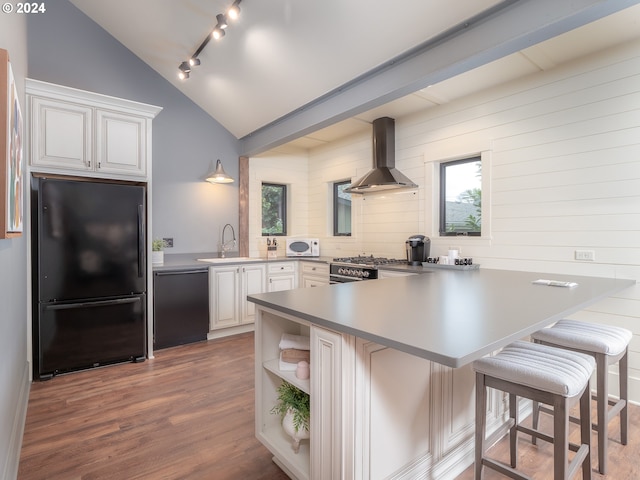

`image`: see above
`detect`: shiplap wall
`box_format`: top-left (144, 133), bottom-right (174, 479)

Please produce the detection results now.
top-left (248, 156), bottom-right (309, 257)
top-left (250, 38), bottom-right (640, 401)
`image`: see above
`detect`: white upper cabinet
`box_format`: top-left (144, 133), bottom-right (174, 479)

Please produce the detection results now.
top-left (26, 79), bottom-right (162, 181)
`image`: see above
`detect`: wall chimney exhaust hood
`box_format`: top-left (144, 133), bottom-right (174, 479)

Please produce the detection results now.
top-left (345, 117), bottom-right (418, 194)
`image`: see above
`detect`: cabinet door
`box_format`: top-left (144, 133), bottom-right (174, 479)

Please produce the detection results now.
top-left (353, 339), bottom-right (433, 479)
top-left (240, 264), bottom-right (266, 324)
top-left (209, 266), bottom-right (240, 330)
top-left (439, 363), bottom-right (479, 455)
top-left (302, 276), bottom-right (328, 288)
top-left (268, 274), bottom-right (296, 292)
top-left (30, 96), bottom-right (92, 171)
top-left (311, 325), bottom-right (354, 480)
top-left (96, 110), bottom-right (147, 177)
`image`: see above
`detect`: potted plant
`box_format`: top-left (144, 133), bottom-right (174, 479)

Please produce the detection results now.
top-left (270, 381), bottom-right (310, 453)
top-left (152, 239), bottom-right (166, 265)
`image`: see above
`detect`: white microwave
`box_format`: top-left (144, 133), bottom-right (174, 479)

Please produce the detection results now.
top-left (286, 238), bottom-right (320, 257)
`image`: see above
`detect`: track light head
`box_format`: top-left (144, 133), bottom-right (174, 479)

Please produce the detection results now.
top-left (179, 61), bottom-right (191, 73)
top-left (228, 0), bottom-right (241, 20)
top-left (212, 26), bottom-right (226, 40)
top-left (216, 13), bottom-right (229, 29)
top-left (189, 57), bottom-right (201, 67)
top-left (178, 70), bottom-right (190, 80)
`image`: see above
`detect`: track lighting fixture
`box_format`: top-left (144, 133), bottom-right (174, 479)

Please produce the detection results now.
top-left (177, 0), bottom-right (242, 80)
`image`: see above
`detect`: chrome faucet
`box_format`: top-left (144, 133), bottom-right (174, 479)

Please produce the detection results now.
top-left (221, 223), bottom-right (236, 257)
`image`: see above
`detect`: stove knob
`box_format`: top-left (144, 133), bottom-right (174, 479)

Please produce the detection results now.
top-left (356, 270), bottom-right (363, 277)
top-left (349, 269), bottom-right (355, 276)
top-left (363, 270), bottom-right (370, 278)
top-left (338, 268), bottom-right (345, 275)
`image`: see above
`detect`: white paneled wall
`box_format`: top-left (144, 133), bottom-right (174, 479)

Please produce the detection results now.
top-left (249, 38), bottom-right (640, 401)
top-left (248, 155), bottom-right (309, 257)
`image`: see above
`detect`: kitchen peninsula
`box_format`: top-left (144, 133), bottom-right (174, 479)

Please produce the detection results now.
top-left (248, 268), bottom-right (634, 480)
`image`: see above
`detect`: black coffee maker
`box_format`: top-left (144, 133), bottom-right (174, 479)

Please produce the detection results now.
top-left (406, 235), bottom-right (430, 266)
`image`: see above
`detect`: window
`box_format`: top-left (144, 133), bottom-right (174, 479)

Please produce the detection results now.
top-left (439, 157), bottom-right (481, 236)
top-left (262, 183), bottom-right (287, 236)
top-left (333, 180), bottom-right (352, 236)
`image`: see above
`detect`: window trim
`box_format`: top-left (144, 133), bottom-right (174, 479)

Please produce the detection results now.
top-left (439, 156), bottom-right (482, 237)
top-left (261, 182), bottom-right (288, 236)
top-left (333, 180), bottom-right (352, 237)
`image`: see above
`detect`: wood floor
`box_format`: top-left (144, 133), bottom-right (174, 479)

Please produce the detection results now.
top-left (19, 332), bottom-right (639, 479)
top-left (19, 333), bottom-right (289, 480)
top-left (456, 399), bottom-right (640, 479)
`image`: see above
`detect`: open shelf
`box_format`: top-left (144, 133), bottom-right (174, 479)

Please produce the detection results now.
top-left (263, 358), bottom-right (310, 395)
top-left (257, 425), bottom-right (310, 480)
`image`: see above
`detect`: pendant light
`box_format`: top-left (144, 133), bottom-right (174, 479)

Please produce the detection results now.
top-left (205, 159), bottom-right (234, 184)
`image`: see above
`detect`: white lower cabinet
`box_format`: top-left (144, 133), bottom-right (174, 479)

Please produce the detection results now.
top-left (299, 262), bottom-right (330, 288)
top-left (209, 263), bottom-right (266, 332)
top-left (353, 339), bottom-right (434, 479)
top-left (255, 306), bottom-right (507, 480)
top-left (310, 325), bottom-right (354, 479)
top-left (268, 262), bottom-right (297, 291)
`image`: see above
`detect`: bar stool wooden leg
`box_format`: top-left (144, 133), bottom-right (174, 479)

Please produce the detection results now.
top-left (580, 383), bottom-right (592, 480)
top-left (531, 400), bottom-right (540, 446)
top-left (509, 393), bottom-right (518, 468)
top-left (475, 371), bottom-right (486, 480)
top-left (553, 395), bottom-right (569, 480)
top-left (596, 352), bottom-right (607, 474)
top-left (620, 347), bottom-right (629, 446)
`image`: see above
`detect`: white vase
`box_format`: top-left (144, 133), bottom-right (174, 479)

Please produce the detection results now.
top-left (282, 408), bottom-right (309, 454)
top-left (152, 250), bottom-right (164, 265)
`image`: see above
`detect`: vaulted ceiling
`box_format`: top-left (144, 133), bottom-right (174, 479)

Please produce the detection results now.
top-left (70, 0), bottom-right (640, 155)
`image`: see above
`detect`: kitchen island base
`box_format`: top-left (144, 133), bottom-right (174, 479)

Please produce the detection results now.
top-left (255, 306), bottom-right (508, 480)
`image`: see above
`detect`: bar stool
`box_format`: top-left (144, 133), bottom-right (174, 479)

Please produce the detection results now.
top-left (474, 340), bottom-right (595, 480)
top-left (530, 319), bottom-right (632, 474)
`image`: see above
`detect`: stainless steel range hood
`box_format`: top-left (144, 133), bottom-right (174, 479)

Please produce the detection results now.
top-left (345, 117), bottom-right (418, 194)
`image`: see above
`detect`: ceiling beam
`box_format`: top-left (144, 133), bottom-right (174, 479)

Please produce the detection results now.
top-left (239, 0), bottom-right (640, 156)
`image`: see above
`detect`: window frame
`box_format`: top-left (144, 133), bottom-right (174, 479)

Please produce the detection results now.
top-left (261, 182), bottom-right (288, 236)
top-left (439, 156), bottom-right (482, 237)
top-left (333, 180), bottom-right (352, 237)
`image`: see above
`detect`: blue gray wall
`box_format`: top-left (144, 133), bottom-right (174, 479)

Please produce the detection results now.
top-left (27, 0), bottom-right (241, 253)
top-left (0, 13), bottom-right (28, 480)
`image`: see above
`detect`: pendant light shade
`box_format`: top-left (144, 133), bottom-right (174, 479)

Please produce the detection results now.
top-left (206, 159), bottom-right (234, 184)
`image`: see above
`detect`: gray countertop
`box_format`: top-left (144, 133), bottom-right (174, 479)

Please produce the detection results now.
top-left (152, 253), bottom-right (332, 272)
top-left (248, 268), bottom-right (635, 368)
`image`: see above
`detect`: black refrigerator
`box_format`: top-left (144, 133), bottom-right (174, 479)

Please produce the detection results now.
top-left (31, 176), bottom-right (147, 380)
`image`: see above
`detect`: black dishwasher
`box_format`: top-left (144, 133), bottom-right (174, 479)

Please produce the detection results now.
top-left (153, 269), bottom-right (209, 350)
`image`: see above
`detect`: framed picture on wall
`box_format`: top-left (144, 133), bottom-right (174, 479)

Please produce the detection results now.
top-left (0, 48), bottom-right (23, 238)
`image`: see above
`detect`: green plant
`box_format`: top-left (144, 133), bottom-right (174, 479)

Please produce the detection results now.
top-left (152, 239), bottom-right (166, 251)
top-left (270, 381), bottom-right (310, 432)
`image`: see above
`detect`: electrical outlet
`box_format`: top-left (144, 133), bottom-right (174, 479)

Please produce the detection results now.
top-left (163, 237), bottom-right (174, 248)
top-left (575, 249), bottom-right (595, 261)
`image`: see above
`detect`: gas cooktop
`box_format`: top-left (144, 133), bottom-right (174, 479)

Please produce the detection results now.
top-left (332, 255), bottom-right (406, 267)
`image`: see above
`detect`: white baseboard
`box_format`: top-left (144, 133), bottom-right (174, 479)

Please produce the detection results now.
top-left (2, 361), bottom-right (30, 480)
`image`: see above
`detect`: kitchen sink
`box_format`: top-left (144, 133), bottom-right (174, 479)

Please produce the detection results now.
top-left (197, 257), bottom-right (253, 263)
